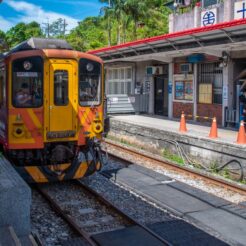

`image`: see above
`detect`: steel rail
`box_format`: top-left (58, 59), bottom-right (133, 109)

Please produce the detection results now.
top-left (104, 139), bottom-right (246, 196)
top-left (35, 182), bottom-right (172, 246)
top-left (75, 180), bottom-right (172, 246)
top-left (35, 185), bottom-right (97, 246)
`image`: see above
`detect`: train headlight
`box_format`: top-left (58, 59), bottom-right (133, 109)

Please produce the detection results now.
top-left (92, 122), bottom-right (103, 134)
top-left (86, 63), bottom-right (94, 72)
top-left (13, 126), bottom-right (25, 138)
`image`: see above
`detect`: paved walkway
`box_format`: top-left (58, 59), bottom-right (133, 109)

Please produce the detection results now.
top-left (102, 164), bottom-right (246, 245)
top-left (112, 115), bottom-right (242, 146)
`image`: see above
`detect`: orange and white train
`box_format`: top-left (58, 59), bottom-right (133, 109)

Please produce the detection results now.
top-left (0, 38), bottom-right (108, 183)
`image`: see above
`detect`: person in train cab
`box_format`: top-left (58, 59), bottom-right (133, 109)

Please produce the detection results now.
top-left (15, 83), bottom-right (32, 107)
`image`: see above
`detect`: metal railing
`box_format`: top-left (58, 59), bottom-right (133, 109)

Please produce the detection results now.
top-left (225, 108), bottom-right (237, 124)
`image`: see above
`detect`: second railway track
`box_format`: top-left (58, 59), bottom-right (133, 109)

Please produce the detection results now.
top-left (35, 180), bottom-right (171, 246)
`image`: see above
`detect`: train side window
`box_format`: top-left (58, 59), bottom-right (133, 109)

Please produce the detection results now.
top-left (54, 70), bottom-right (68, 106)
top-left (12, 57), bottom-right (43, 108)
top-left (79, 59), bottom-right (101, 106)
top-left (0, 66), bottom-right (6, 108)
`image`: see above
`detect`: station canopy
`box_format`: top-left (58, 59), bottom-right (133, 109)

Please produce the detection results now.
top-left (88, 19), bottom-right (246, 63)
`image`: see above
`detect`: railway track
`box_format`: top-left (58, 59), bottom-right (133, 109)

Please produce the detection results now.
top-left (35, 180), bottom-right (171, 246)
top-left (103, 139), bottom-right (246, 197)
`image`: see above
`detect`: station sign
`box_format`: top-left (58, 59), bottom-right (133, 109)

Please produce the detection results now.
top-left (201, 8), bottom-right (217, 27)
top-left (234, 1), bottom-right (246, 20)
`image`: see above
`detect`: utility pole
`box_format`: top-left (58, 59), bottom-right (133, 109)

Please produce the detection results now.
top-left (63, 19), bottom-right (68, 37)
top-left (108, 0), bottom-right (111, 47)
top-left (42, 19), bottom-right (50, 38)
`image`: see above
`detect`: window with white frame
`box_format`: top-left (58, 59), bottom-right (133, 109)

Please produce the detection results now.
top-left (107, 67), bottom-right (132, 95)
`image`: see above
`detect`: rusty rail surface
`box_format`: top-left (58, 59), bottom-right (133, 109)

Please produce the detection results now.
top-left (35, 181), bottom-right (171, 246)
top-left (76, 180), bottom-right (171, 246)
top-left (35, 185), bottom-right (97, 246)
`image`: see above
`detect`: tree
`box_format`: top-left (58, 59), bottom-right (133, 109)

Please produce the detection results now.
top-left (6, 23), bottom-right (27, 47)
top-left (67, 17), bottom-right (108, 51)
top-left (98, 0), bottom-right (170, 44)
top-left (123, 0), bottom-right (148, 40)
top-left (48, 18), bottom-right (67, 38)
top-left (5, 21), bottom-right (44, 49)
top-left (109, 0), bottom-right (125, 44)
top-left (25, 22), bottom-right (44, 39)
top-left (0, 30), bottom-right (8, 52)
top-left (100, 4), bottom-right (114, 46)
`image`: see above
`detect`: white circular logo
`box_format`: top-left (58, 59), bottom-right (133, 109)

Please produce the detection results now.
top-left (23, 61), bottom-right (32, 70)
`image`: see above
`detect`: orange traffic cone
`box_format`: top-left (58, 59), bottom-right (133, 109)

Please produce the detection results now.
top-left (179, 111), bottom-right (187, 133)
top-left (209, 117), bottom-right (218, 139)
top-left (236, 121), bottom-right (246, 144)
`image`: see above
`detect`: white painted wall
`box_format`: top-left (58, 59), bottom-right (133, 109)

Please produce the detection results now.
top-left (169, 0), bottom-right (237, 33)
top-left (222, 60), bottom-right (234, 126)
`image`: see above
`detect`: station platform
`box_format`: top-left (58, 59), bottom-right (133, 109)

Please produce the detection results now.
top-left (102, 163), bottom-right (246, 245)
top-left (112, 115), bottom-right (240, 145)
top-left (108, 115), bottom-right (246, 169)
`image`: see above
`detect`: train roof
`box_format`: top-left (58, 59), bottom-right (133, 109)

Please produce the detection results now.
top-left (1, 38), bottom-right (73, 58)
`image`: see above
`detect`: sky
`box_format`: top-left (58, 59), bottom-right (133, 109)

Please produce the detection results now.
top-left (0, 0), bottom-right (106, 32)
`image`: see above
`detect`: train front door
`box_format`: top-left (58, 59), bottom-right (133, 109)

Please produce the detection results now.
top-left (48, 60), bottom-right (77, 135)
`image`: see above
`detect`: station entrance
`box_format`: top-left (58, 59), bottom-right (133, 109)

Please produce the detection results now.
top-left (154, 75), bottom-right (168, 116)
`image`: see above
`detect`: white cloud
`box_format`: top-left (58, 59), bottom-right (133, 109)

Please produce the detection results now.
top-left (43, 0), bottom-right (102, 8)
top-left (4, 0), bottom-right (79, 32)
top-left (0, 16), bottom-right (14, 32)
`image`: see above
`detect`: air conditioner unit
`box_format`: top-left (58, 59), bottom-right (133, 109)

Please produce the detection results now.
top-left (180, 63), bottom-right (192, 74)
top-left (146, 66), bottom-right (163, 75)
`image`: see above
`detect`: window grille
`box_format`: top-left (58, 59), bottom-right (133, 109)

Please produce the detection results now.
top-left (107, 67), bottom-right (132, 95)
top-left (198, 62), bottom-right (223, 105)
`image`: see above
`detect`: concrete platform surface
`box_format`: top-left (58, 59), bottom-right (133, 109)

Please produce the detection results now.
top-left (0, 226), bottom-right (21, 246)
top-left (0, 157), bottom-right (31, 236)
top-left (92, 225), bottom-right (164, 246)
top-left (187, 208), bottom-right (246, 245)
top-left (149, 220), bottom-right (228, 246)
top-left (103, 164), bottom-right (246, 245)
top-left (112, 115), bottom-right (242, 146)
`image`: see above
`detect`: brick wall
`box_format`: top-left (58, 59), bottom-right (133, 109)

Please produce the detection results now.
top-left (173, 102), bottom-right (223, 125)
top-left (173, 102), bottom-right (193, 118)
top-left (197, 104), bottom-right (222, 125)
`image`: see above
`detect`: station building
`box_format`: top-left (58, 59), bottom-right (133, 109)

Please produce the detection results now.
top-left (88, 0), bottom-right (246, 127)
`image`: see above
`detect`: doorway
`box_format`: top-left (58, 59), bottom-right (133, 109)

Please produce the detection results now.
top-left (154, 75), bottom-right (168, 116)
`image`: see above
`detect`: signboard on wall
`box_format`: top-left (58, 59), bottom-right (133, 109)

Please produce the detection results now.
top-left (143, 80), bottom-right (150, 94)
top-left (234, 1), bottom-right (246, 20)
top-left (201, 8), bottom-right (217, 27)
top-left (168, 83), bottom-right (172, 94)
top-left (199, 84), bottom-right (212, 104)
top-left (223, 85), bottom-right (228, 100)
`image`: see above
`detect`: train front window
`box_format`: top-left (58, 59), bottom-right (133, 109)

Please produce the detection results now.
top-left (79, 59), bottom-right (101, 106)
top-left (12, 57), bottom-right (43, 108)
top-left (54, 70), bottom-right (68, 106)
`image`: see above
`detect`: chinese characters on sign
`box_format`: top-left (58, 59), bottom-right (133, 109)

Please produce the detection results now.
top-left (234, 1), bottom-right (246, 20)
top-left (201, 8), bottom-right (217, 27)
